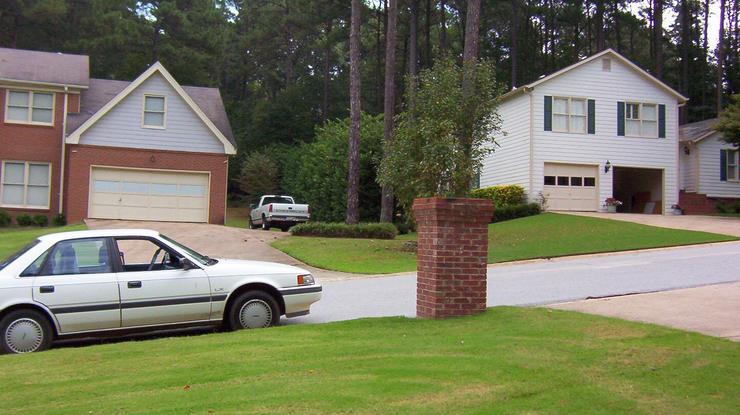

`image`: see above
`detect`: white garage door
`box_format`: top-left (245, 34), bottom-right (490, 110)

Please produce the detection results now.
top-left (90, 167), bottom-right (209, 222)
top-left (543, 163), bottom-right (598, 211)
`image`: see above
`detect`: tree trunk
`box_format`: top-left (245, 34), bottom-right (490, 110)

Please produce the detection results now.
top-left (511, 0), bottom-right (519, 88)
top-left (322, 18), bottom-right (333, 125)
top-left (595, 0), bottom-right (605, 52)
top-left (718, 0), bottom-right (726, 113)
top-left (380, 0), bottom-right (399, 223)
top-left (680, 0), bottom-right (690, 123)
top-left (409, 0), bottom-right (419, 78)
top-left (424, 0), bottom-right (432, 67)
top-left (440, 0), bottom-right (447, 54)
top-left (461, 0), bottom-right (481, 189)
top-left (612, 0), bottom-right (621, 52)
top-left (654, 0), bottom-right (663, 78)
top-left (347, 0), bottom-right (362, 225)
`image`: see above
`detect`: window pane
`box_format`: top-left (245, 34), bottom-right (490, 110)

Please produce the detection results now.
top-left (570, 177), bottom-right (583, 186)
top-left (121, 182), bottom-right (149, 194)
top-left (6, 106), bottom-right (28, 121)
top-left (3, 162), bottom-right (25, 184)
top-left (32, 93), bottom-right (53, 109)
top-left (32, 108), bottom-right (53, 123)
top-left (557, 176), bottom-right (569, 186)
top-left (93, 180), bottom-right (120, 193)
top-left (144, 112), bottom-right (164, 127)
top-left (626, 103), bottom-right (639, 119)
top-left (553, 114), bottom-right (568, 131)
top-left (584, 177), bottom-right (596, 187)
top-left (179, 184), bottom-right (205, 196)
top-left (728, 167), bottom-right (737, 180)
top-left (544, 176), bottom-right (556, 185)
top-left (28, 164), bottom-right (49, 185)
top-left (626, 119), bottom-right (640, 136)
top-left (150, 183), bottom-right (178, 195)
top-left (642, 120), bottom-right (657, 137)
top-left (8, 91), bottom-right (29, 106)
top-left (2, 184), bottom-right (24, 205)
top-left (26, 186), bottom-right (49, 207)
top-left (553, 98), bottom-right (568, 114)
top-left (570, 115), bottom-right (586, 133)
top-left (571, 99), bottom-right (586, 115)
top-left (642, 104), bottom-right (657, 120)
top-left (145, 96), bottom-right (165, 112)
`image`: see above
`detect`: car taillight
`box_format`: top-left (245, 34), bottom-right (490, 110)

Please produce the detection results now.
top-left (269, 204), bottom-right (273, 212)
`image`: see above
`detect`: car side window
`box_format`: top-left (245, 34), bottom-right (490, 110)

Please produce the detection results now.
top-left (115, 238), bottom-right (183, 272)
top-left (38, 238), bottom-right (113, 276)
top-left (20, 250), bottom-right (49, 277)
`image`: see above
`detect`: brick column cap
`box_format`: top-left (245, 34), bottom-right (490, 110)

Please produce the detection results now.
top-left (412, 197), bottom-right (493, 224)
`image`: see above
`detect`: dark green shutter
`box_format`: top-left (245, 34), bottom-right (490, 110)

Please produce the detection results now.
top-left (720, 150), bottom-right (727, 181)
top-left (544, 96), bottom-right (552, 131)
top-left (617, 101), bottom-right (625, 136)
top-left (587, 99), bottom-right (596, 134)
top-left (658, 104), bottom-right (666, 138)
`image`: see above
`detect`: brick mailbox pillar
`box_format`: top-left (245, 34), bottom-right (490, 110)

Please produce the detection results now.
top-left (412, 197), bottom-right (494, 319)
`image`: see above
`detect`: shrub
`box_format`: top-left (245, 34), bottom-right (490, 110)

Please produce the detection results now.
top-left (716, 200), bottom-right (740, 214)
top-left (491, 203), bottom-right (541, 223)
top-left (15, 214), bottom-right (33, 227)
top-left (32, 215), bottom-right (49, 227)
top-left (0, 209), bottom-right (10, 227)
top-left (239, 150), bottom-right (279, 204)
top-left (290, 222), bottom-right (398, 239)
top-left (53, 214), bottom-right (67, 227)
top-left (470, 185), bottom-right (526, 207)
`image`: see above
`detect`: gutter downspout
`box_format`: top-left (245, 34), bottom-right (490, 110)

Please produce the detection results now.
top-left (59, 86), bottom-right (68, 215)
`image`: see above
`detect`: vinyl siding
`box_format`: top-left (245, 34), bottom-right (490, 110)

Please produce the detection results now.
top-left (696, 133), bottom-right (740, 198)
top-left (530, 57), bottom-right (679, 212)
top-left (680, 143), bottom-right (697, 192)
top-left (78, 74), bottom-right (225, 154)
top-left (480, 93), bottom-right (531, 195)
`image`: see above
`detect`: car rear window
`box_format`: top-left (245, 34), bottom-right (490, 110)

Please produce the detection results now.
top-left (0, 240), bottom-right (40, 271)
top-left (263, 197), bottom-right (294, 205)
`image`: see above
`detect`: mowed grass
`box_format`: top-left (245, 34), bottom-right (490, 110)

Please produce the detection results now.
top-left (1, 307), bottom-right (738, 414)
top-left (272, 213), bottom-right (738, 274)
top-left (0, 224), bottom-right (87, 261)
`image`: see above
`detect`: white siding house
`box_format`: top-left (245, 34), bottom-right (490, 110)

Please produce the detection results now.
top-left (481, 49), bottom-right (687, 214)
top-left (679, 119), bottom-right (740, 199)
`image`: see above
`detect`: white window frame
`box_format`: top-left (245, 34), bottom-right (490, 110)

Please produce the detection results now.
top-left (624, 102), bottom-right (658, 138)
top-left (4, 89), bottom-right (55, 126)
top-left (142, 94), bottom-right (167, 129)
top-left (727, 149), bottom-right (739, 181)
top-left (0, 160), bottom-right (52, 209)
top-left (552, 96), bottom-right (587, 134)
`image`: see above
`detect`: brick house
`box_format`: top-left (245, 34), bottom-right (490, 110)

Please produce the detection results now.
top-left (0, 48), bottom-right (236, 224)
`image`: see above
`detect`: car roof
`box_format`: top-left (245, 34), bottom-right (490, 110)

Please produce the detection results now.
top-left (36, 229), bottom-right (161, 244)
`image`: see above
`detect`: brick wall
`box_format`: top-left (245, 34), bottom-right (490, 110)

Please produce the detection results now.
top-left (65, 145), bottom-right (228, 224)
top-left (412, 197), bottom-right (494, 319)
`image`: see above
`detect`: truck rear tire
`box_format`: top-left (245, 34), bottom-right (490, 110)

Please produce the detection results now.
top-left (261, 215), bottom-right (271, 231)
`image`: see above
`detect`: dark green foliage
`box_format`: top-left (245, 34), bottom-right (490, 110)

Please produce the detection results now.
top-left (0, 210), bottom-right (10, 227)
top-left (290, 222), bottom-right (398, 240)
top-left (716, 94), bottom-right (740, 146)
top-left (491, 203), bottom-right (542, 223)
top-left (716, 200), bottom-right (740, 213)
top-left (32, 215), bottom-right (49, 227)
top-left (15, 215), bottom-right (33, 227)
top-left (53, 214), bottom-right (67, 227)
top-left (239, 151), bottom-right (279, 204)
top-left (283, 113), bottom-right (384, 222)
top-left (470, 185), bottom-right (526, 207)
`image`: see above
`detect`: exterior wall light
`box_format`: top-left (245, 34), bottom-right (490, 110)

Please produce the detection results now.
top-left (604, 160), bottom-right (611, 173)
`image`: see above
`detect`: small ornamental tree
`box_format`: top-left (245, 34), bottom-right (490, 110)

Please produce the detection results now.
top-left (378, 58), bottom-right (504, 208)
top-left (239, 150), bottom-right (279, 203)
top-left (716, 94), bottom-right (740, 146)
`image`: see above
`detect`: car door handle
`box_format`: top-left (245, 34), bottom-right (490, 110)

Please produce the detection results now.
top-left (39, 286), bottom-right (54, 293)
top-left (127, 281), bottom-right (142, 289)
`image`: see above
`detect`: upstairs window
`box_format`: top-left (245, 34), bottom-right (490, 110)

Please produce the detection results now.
top-left (625, 102), bottom-right (657, 138)
top-left (143, 95), bottom-right (166, 128)
top-left (5, 90), bottom-right (54, 125)
top-left (552, 97), bottom-right (587, 133)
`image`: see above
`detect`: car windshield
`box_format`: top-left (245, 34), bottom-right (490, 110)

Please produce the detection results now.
top-left (263, 196), bottom-right (294, 205)
top-left (159, 234), bottom-right (216, 266)
top-left (0, 240), bottom-right (40, 271)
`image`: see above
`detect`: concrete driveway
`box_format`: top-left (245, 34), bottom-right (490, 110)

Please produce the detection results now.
top-left (563, 212), bottom-right (740, 237)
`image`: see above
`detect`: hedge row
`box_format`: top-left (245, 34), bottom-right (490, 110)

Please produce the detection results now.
top-left (470, 185), bottom-right (526, 207)
top-left (0, 210), bottom-right (66, 228)
top-left (492, 203), bottom-right (542, 223)
top-left (290, 222), bottom-right (398, 239)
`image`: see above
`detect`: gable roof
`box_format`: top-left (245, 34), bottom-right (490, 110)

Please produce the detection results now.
top-left (0, 47), bottom-right (89, 88)
top-left (66, 62), bottom-right (236, 155)
top-left (501, 49), bottom-right (688, 104)
top-left (679, 118), bottom-right (719, 143)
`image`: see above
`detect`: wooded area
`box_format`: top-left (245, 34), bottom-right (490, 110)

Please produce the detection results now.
top-left (2, 0), bottom-right (738, 216)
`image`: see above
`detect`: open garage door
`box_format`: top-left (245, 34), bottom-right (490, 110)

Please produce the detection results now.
top-left (543, 163), bottom-right (598, 211)
top-left (89, 167), bottom-right (209, 222)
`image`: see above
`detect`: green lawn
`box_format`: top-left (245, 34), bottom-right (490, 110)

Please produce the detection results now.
top-left (1, 307), bottom-right (737, 414)
top-left (272, 213), bottom-right (738, 274)
top-left (0, 224), bottom-right (87, 261)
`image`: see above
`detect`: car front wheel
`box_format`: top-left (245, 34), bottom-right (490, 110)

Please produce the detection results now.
top-left (228, 291), bottom-right (280, 330)
top-left (0, 309), bottom-right (53, 354)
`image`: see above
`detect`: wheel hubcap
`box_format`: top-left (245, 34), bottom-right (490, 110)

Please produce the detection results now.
top-left (5, 318), bottom-right (43, 353)
top-left (238, 300), bottom-right (272, 329)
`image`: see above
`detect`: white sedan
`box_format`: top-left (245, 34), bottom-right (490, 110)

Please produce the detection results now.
top-left (0, 229), bottom-right (322, 354)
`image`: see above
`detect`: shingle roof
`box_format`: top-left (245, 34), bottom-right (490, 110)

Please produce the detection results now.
top-left (679, 118), bottom-right (718, 142)
top-left (66, 78), bottom-right (236, 148)
top-left (0, 47), bottom-right (89, 87)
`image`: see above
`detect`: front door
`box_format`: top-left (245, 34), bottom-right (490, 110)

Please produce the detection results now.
top-left (32, 237), bottom-right (121, 334)
top-left (113, 237), bottom-right (211, 327)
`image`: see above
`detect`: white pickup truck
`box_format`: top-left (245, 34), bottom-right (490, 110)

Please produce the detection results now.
top-left (249, 195), bottom-right (310, 231)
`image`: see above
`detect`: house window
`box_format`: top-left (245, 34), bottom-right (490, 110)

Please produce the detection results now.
top-left (1, 161), bottom-right (51, 208)
top-left (625, 102), bottom-right (657, 138)
top-left (727, 149), bottom-right (739, 181)
top-left (552, 97), bottom-right (587, 133)
top-left (5, 90), bottom-right (54, 125)
top-left (143, 95), bottom-right (166, 128)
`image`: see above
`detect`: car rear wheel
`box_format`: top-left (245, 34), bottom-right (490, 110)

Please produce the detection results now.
top-left (0, 309), bottom-right (53, 354)
top-left (228, 291), bottom-right (280, 330)
top-left (261, 215), bottom-right (271, 231)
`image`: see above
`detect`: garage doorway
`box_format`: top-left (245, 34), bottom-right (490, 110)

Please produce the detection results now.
top-left (612, 167), bottom-right (663, 214)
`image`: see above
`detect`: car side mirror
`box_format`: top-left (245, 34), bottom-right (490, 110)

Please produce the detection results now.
top-left (182, 258), bottom-right (196, 270)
